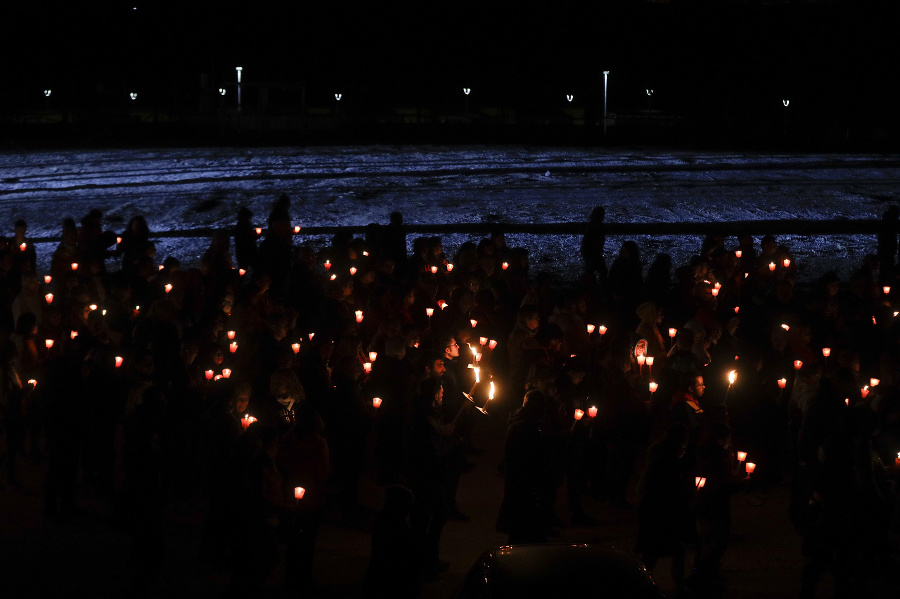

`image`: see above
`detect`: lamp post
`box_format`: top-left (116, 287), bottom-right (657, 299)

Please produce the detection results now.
top-left (129, 92), bottom-right (138, 101)
top-left (603, 70), bottom-right (609, 135)
top-left (43, 89), bottom-right (51, 111)
top-left (463, 87), bottom-right (471, 117)
top-left (236, 66), bottom-right (243, 113)
top-left (646, 89), bottom-right (654, 113)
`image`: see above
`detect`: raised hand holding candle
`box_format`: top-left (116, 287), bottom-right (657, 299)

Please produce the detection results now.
top-left (728, 370), bottom-right (737, 385)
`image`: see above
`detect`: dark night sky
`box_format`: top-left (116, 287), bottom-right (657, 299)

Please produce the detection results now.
top-left (2, 1), bottom-right (897, 124)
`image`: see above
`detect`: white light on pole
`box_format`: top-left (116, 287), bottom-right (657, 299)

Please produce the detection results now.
top-left (334, 93), bottom-right (342, 101)
top-left (462, 88), bottom-right (471, 95)
top-left (218, 88), bottom-right (226, 96)
top-left (236, 66), bottom-right (243, 111)
top-left (603, 71), bottom-right (609, 135)
top-left (129, 92), bottom-right (138, 101)
top-left (646, 88), bottom-right (654, 112)
top-left (44, 89), bottom-right (52, 97)
top-left (566, 94), bottom-right (574, 102)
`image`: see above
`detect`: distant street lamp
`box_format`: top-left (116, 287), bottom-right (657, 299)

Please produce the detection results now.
top-left (566, 94), bottom-right (574, 102)
top-left (43, 89), bottom-right (52, 97)
top-left (646, 88), bottom-right (654, 112)
top-left (236, 66), bottom-right (243, 112)
top-left (603, 71), bottom-right (609, 135)
top-left (334, 93), bottom-right (342, 101)
top-left (218, 88), bottom-right (226, 96)
top-left (463, 87), bottom-right (471, 116)
top-left (129, 92), bottom-right (138, 101)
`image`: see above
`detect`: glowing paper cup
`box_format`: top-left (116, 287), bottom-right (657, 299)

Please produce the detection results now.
top-left (115, 356), bottom-right (124, 368)
top-left (372, 397), bottom-right (382, 409)
top-left (588, 406), bottom-right (598, 418)
top-left (294, 486), bottom-right (305, 500)
top-left (574, 409), bottom-right (584, 421)
top-left (737, 451), bottom-right (747, 462)
top-left (292, 343), bottom-right (300, 354)
top-left (745, 462), bottom-right (756, 475)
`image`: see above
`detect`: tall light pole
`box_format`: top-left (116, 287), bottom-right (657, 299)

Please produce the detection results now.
top-left (646, 89), bottom-right (654, 113)
top-left (782, 99), bottom-right (789, 137)
top-left (603, 71), bottom-right (609, 135)
top-left (236, 66), bottom-right (243, 113)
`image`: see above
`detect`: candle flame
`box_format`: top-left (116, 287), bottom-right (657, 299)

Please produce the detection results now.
top-left (778, 378), bottom-right (787, 389)
top-left (649, 381), bottom-right (658, 393)
top-left (489, 381), bottom-right (495, 400)
top-left (728, 370), bottom-right (737, 385)
top-left (574, 409), bottom-right (584, 421)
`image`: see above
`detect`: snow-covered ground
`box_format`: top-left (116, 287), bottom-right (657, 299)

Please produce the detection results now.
top-left (2, 146), bottom-right (900, 281)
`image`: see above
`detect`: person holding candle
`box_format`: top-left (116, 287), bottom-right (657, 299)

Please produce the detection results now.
top-left (276, 402), bottom-right (330, 594)
top-left (636, 301), bottom-right (667, 367)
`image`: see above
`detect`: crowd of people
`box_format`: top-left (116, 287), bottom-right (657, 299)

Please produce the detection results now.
top-left (1, 198), bottom-right (899, 598)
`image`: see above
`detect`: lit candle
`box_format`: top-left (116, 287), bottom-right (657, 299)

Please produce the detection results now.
top-left (70, 330), bottom-right (78, 339)
top-left (294, 486), bottom-right (305, 500)
top-left (783, 258), bottom-right (791, 268)
top-left (778, 378), bottom-right (787, 389)
top-left (769, 262), bottom-right (776, 272)
top-left (896, 452), bottom-right (900, 467)
top-left (446, 263), bottom-right (454, 272)
top-left (205, 370), bottom-right (214, 380)
top-left (230, 342), bottom-right (238, 353)
top-left (844, 398), bottom-right (849, 406)
top-left (645, 356), bottom-right (654, 367)
top-left (479, 337), bottom-right (488, 346)
top-left (294, 226), bottom-right (301, 234)
top-left (324, 260), bottom-right (331, 271)
top-left (19, 242), bottom-right (26, 251)
top-left (227, 330), bottom-right (236, 340)
top-left (470, 319), bottom-right (478, 328)
top-left (822, 347), bottom-right (831, 357)
top-left (238, 268), bottom-right (246, 276)
top-left (474, 367), bottom-right (480, 383)
top-left (292, 343), bottom-right (300, 354)
top-left (711, 287), bottom-right (719, 297)
top-left (437, 300), bottom-right (448, 310)
top-left (695, 477), bottom-right (706, 488)
top-left (363, 251), bottom-right (369, 257)
top-left (116, 236), bottom-right (123, 244)
top-left (241, 414), bottom-right (257, 429)
top-left (586, 324), bottom-right (596, 335)
top-left (349, 266), bottom-right (357, 276)
top-left (501, 262), bottom-right (509, 270)
top-left (574, 409), bottom-right (584, 421)
top-left (861, 386), bottom-right (869, 398)
top-left (309, 333), bottom-right (315, 341)
top-left (737, 451), bottom-right (747, 462)
top-left (648, 381), bottom-right (658, 393)
top-left (781, 323), bottom-right (790, 331)
top-left (330, 274), bottom-right (337, 280)
top-left (734, 306), bottom-right (740, 314)
top-left (222, 368), bottom-right (232, 378)
top-left (884, 286), bottom-right (891, 295)
top-left (115, 356), bottom-right (124, 368)
top-left (598, 325), bottom-right (607, 336)
top-left (745, 462), bottom-right (756, 475)
top-left (430, 266), bottom-right (439, 274)
top-left (363, 362), bottom-right (372, 374)
top-left (735, 250), bottom-right (742, 258)
top-left (158, 265), bottom-right (164, 271)
top-left (794, 360), bottom-right (803, 370)
top-left (636, 355), bottom-right (646, 366)
top-left (369, 351), bottom-right (378, 362)
top-left (475, 352), bottom-right (483, 362)
top-left (45, 293), bottom-right (53, 304)
top-left (728, 370), bottom-right (737, 385)
top-left (870, 378), bottom-right (880, 387)
top-left (489, 339), bottom-right (498, 350)
top-left (669, 327), bottom-right (677, 339)
top-left (356, 310), bottom-right (364, 323)
top-left (372, 397), bottom-right (382, 409)
top-left (255, 227), bottom-right (262, 236)
top-left (27, 379), bottom-right (37, 387)
top-left (588, 405), bottom-right (598, 418)
top-left (426, 307), bottom-right (434, 317)
top-left (164, 283), bottom-right (173, 293)
top-left (489, 381), bottom-right (495, 401)
top-left (45, 339), bottom-right (54, 349)
top-left (44, 275), bottom-right (52, 284)
top-left (71, 262), bottom-right (78, 271)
